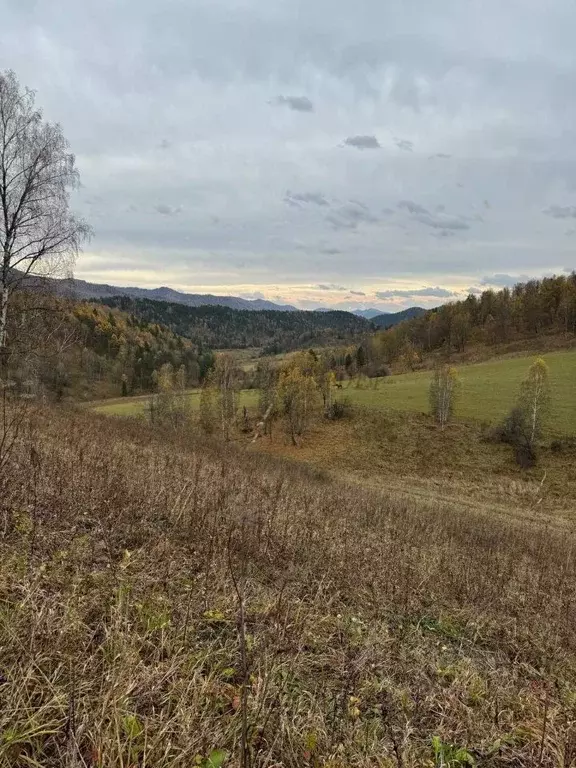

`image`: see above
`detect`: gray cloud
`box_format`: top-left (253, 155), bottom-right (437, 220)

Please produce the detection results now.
top-left (315, 283), bottom-right (347, 291)
top-left (154, 204), bottom-right (182, 216)
top-left (543, 205), bottom-right (576, 219)
top-left (397, 200), bottom-right (472, 231)
top-left (376, 287), bottom-right (457, 299)
top-left (343, 135), bottom-right (381, 150)
top-left (327, 200), bottom-right (379, 230)
top-left (284, 191), bottom-right (329, 207)
top-left (481, 274), bottom-right (531, 286)
top-left (398, 200), bottom-right (429, 215)
top-left (394, 138), bottom-right (414, 152)
top-left (3, 0), bottom-right (575, 304)
top-left (350, 290), bottom-right (366, 296)
top-left (414, 213), bottom-right (470, 230)
top-left (467, 286), bottom-right (484, 295)
top-left (275, 95), bottom-right (314, 112)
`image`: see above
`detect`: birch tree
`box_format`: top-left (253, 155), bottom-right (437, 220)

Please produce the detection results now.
top-left (429, 364), bottom-right (460, 430)
top-left (277, 366), bottom-right (318, 446)
top-left (0, 70), bottom-right (89, 366)
top-left (519, 358), bottom-right (550, 447)
top-left (201, 353), bottom-right (240, 441)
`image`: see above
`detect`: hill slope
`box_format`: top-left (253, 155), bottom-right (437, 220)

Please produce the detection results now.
top-left (99, 296), bottom-right (372, 351)
top-left (5, 291), bottom-right (212, 400)
top-left (376, 273), bottom-right (576, 359)
top-left (3, 405), bottom-right (575, 766)
top-left (371, 306), bottom-right (426, 328)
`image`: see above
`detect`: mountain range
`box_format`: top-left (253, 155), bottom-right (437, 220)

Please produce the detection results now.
top-left (37, 274), bottom-right (427, 329)
top-left (50, 276), bottom-right (297, 312)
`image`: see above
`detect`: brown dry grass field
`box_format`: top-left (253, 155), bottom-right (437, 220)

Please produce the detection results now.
top-left (1, 405), bottom-right (576, 767)
top-left (250, 408), bottom-right (576, 525)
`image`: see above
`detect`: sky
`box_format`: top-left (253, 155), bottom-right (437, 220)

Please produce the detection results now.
top-left (2, 0), bottom-right (576, 311)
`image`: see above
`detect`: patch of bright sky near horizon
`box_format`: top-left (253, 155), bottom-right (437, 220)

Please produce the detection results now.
top-left (2, 0), bottom-right (576, 310)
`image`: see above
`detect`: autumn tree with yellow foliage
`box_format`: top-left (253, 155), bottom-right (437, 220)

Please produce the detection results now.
top-left (277, 364), bottom-right (319, 446)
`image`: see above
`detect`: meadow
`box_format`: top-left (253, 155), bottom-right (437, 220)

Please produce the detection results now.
top-left (93, 349), bottom-right (576, 435)
top-left (2, 405), bottom-right (576, 766)
top-left (347, 349), bottom-right (576, 434)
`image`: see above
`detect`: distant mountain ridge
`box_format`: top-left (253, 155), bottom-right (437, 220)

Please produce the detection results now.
top-left (26, 274), bottom-right (427, 325)
top-left (352, 308), bottom-right (387, 320)
top-left (371, 307), bottom-right (427, 328)
top-left (47, 276), bottom-right (298, 312)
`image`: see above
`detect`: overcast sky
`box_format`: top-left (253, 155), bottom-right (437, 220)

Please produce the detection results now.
top-left (2, 0), bottom-right (576, 310)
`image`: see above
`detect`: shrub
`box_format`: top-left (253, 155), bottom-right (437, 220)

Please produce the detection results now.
top-left (494, 406), bottom-right (538, 468)
top-left (550, 437), bottom-right (576, 454)
top-left (325, 398), bottom-right (351, 420)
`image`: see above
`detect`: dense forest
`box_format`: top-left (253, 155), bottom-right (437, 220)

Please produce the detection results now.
top-left (98, 296), bottom-right (372, 352)
top-left (372, 273), bottom-right (576, 364)
top-left (5, 293), bottom-right (214, 399)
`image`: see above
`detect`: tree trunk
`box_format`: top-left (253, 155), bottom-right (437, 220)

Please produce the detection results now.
top-left (0, 282), bottom-right (9, 375)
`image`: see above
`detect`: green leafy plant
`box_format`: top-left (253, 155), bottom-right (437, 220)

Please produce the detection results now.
top-left (432, 736), bottom-right (475, 766)
top-left (195, 749), bottom-right (228, 768)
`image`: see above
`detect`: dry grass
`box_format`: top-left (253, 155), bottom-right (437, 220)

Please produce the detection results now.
top-left (251, 408), bottom-right (576, 523)
top-left (1, 406), bottom-right (576, 766)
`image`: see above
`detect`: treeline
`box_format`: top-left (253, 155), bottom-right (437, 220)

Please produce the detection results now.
top-left (98, 296), bottom-right (371, 352)
top-left (372, 273), bottom-right (576, 365)
top-left (4, 292), bottom-right (215, 400)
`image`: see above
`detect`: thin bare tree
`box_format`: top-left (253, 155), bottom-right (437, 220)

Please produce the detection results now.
top-left (429, 364), bottom-right (460, 430)
top-left (0, 70), bottom-right (90, 367)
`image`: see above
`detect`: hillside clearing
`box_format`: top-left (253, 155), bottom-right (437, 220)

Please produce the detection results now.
top-left (93, 349), bottom-right (576, 434)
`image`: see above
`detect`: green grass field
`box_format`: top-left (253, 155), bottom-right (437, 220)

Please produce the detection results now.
top-left (93, 349), bottom-right (575, 433)
top-left (345, 349), bottom-right (575, 434)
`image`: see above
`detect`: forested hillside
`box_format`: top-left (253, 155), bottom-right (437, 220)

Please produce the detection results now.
top-left (68, 302), bottom-right (213, 395)
top-left (373, 273), bottom-right (576, 363)
top-left (99, 296), bottom-right (372, 352)
top-left (5, 292), bottom-right (213, 400)
top-left (371, 306), bottom-right (426, 329)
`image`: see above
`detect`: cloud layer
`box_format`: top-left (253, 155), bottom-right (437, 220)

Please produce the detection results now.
top-left (2, 0), bottom-right (575, 307)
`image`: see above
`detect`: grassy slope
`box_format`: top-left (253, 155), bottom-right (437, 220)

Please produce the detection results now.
top-left (93, 349), bottom-right (576, 435)
top-left (346, 349), bottom-right (575, 434)
top-left (2, 407), bottom-right (576, 766)
top-left (254, 409), bottom-right (576, 522)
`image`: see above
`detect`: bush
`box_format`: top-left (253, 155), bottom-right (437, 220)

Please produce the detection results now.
top-left (550, 437), bottom-right (576, 454)
top-left (491, 406), bottom-right (539, 468)
top-left (515, 443), bottom-right (537, 469)
top-left (365, 363), bottom-right (391, 379)
top-left (325, 398), bottom-right (351, 420)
